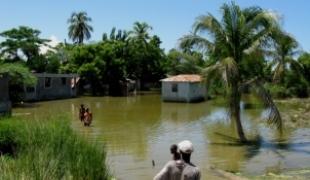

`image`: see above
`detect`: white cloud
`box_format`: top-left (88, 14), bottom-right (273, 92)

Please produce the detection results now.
top-left (40, 35), bottom-right (61, 54)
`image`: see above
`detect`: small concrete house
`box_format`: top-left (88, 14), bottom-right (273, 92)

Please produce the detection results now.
top-left (0, 74), bottom-right (11, 115)
top-left (24, 73), bottom-right (79, 101)
top-left (161, 74), bottom-right (206, 103)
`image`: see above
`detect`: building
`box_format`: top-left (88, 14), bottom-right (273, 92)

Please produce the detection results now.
top-left (0, 74), bottom-right (11, 115)
top-left (160, 74), bottom-right (206, 103)
top-left (24, 73), bottom-right (79, 101)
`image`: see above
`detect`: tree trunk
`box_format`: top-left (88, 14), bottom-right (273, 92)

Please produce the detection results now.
top-left (230, 84), bottom-right (247, 143)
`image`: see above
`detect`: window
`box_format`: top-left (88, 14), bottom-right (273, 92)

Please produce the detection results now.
top-left (26, 86), bottom-right (35, 93)
top-left (61, 77), bottom-right (67, 85)
top-left (45, 77), bottom-right (51, 88)
top-left (172, 83), bottom-right (178, 92)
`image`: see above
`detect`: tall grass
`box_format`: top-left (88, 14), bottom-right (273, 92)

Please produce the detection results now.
top-left (0, 116), bottom-right (112, 180)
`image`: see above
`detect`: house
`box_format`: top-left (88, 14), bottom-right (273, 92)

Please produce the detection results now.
top-left (0, 74), bottom-right (11, 115)
top-left (24, 73), bottom-right (79, 101)
top-left (160, 74), bottom-right (206, 103)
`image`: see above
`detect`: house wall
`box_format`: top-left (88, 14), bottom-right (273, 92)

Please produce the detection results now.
top-left (36, 77), bottom-right (72, 100)
top-left (0, 75), bottom-right (11, 115)
top-left (161, 81), bottom-right (206, 102)
top-left (188, 83), bottom-right (206, 102)
top-left (24, 76), bottom-right (77, 101)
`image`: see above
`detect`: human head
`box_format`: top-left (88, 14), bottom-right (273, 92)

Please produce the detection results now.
top-left (81, 104), bottom-right (84, 108)
top-left (178, 140), bottom-right (193, 163)
top-left (170, 144), bottom-right (178, 154)
top-left (170, 144), bottom-right (181, 160)
top-left (85, 108), bottom-right (89, 112)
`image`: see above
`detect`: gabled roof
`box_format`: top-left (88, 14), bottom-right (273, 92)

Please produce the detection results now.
top-left (161, 74), bottom-right (202, 82)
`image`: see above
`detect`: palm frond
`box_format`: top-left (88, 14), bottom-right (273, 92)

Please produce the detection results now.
top-left (193, 14), bottom-right (224, 37)
top-left (179, 34), bottom-right (214, 52)
top-left (272, 62), bottom-right (284, 83)
top-left (244, 78), bottom-right (282, 131)
top-left (221, 57), bottom-right (239, 84)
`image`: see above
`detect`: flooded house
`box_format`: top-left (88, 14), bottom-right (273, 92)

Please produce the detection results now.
top-left (160, 74), bottom-right (206, 103)
top-left (0, 74), bottom-right (11, 115)
top-left (24, 73), bottom-right (79, 101)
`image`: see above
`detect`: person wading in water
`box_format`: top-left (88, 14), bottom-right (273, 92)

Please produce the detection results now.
top-left (79, 104), bottom-right (86, 122)
top-left (83, 108), bottom-right (92, 126)
top-left (153, 140), bottom-right (201, 180)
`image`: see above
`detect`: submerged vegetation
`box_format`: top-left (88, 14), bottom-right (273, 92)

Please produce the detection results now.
top-left (0, 116), bottom-right (111, 179)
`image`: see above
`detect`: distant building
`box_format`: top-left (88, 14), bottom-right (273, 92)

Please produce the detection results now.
top-left (0, 74), bottom-right (12, 115)
top-left (24, 73), bottom-right (79, 101)
top-left (160, 74), bottom-right (206, 103)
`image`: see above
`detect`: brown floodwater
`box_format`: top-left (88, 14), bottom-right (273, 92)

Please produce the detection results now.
top-left (13, 94), bottom-right (310, 179)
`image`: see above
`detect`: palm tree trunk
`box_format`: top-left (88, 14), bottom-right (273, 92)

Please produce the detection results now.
top-left (230, 84), bottom-right (247, 143)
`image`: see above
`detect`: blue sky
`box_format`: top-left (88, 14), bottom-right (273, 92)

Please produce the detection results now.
top-left (1, 0), bottom-right (310, 52)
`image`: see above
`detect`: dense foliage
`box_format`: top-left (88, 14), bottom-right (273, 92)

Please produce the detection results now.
top-left (0, 6), bottom-right (309, 99)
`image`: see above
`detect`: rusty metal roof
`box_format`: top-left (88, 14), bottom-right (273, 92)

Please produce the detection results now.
top-left (161, 74), bottom-right (202, 82)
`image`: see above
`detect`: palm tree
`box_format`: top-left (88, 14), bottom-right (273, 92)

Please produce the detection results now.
top-left (68, 11), bottom-right (93, 44)
top-left (129, 22), bottom-right (152, 44)
top-left (102, 27), bottom-right (128, 42)
top-left (180, 2), bottom-right (282, 143)
top-left (270, 30), bottom-right (301, 83)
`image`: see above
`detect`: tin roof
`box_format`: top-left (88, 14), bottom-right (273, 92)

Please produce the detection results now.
top-left (161, 74), bottom-right (202, 82)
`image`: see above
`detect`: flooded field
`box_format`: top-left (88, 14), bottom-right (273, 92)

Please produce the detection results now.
top-left (13, 95), bottom-right (310, 179)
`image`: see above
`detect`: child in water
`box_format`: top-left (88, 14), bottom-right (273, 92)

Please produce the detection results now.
top-left (170, 144), bottom-right (181, 160)
top-left (79, 104), bottom-right (85, 121)
top-left (83, 108), bottom-right (92, 126)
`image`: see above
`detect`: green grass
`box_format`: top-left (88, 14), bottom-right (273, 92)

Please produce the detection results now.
top-left (0, 116), bottom-right (112, 180)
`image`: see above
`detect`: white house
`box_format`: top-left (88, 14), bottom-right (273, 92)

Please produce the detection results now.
top-left (160, 74), bottom-right (206, 103)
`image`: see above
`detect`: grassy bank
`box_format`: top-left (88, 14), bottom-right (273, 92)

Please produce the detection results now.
top-left (275, 98), bottom-right (310, 129)
top-left (0, 116), bottom-right (112, 180)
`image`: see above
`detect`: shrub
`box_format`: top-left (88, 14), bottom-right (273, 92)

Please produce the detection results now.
top-left (0, 116), bottom-right (112, 180)
top-left (266, 84), bottom-right (289, 98)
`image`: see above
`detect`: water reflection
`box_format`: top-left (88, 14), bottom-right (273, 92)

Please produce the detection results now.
top-left (12, 95), bottom-right (310, 179)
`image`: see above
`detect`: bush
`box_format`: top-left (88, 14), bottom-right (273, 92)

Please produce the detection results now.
top-left (0, 116), bottom-right (112, 180)
top-left (266, 84), bottom-right (289, 98)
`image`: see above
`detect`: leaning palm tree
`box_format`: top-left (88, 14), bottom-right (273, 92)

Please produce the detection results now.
top-left (68, 11), bottom-right (93, 44)
top-left (180, 2), bottom-right (282, 143)
top-left (270, 29), bottom-right (301, 83)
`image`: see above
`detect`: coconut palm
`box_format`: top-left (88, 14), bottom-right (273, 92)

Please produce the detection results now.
top-left (68, 11), bottom-right (93, 44)
top-left (129, 22), bottom-right (152, 44)
top-left (180, 2), bottom-right (282, 142)
top-left (270, 30), bottom-right (301, 83)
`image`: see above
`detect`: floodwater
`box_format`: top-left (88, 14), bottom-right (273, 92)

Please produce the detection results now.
top-left (13, 95), bottom-right (310, 179)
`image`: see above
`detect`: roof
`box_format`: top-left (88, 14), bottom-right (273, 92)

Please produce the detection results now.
top-left (34, 73), bottom-right (79, 78)
top-left (161, 74), bottom-right (202, 82)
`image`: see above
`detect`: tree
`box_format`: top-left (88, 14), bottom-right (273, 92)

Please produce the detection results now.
top-left (180, 2), bottom-right (282, 142)
top-left (270, 30), bottom-right (301, 83)
top-left (129, 22), bottom-right (152, 44)
top-left (298, 52), bottom-right (310, 83)
top-left (0, 26), bottom-right (49, 64)
top-left (0, 63), bottom-right (37, 102)
top-left (102, 27), bottom-right (128, 42)
top-left (165, 49), bottom-right (205, 75)
top-left (68, 11), bottom-right (93, 44)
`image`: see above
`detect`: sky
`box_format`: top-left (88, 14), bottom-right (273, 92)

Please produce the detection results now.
top-left (1, 0), bottom-right (310, 52)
